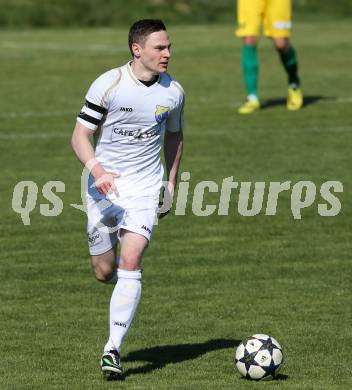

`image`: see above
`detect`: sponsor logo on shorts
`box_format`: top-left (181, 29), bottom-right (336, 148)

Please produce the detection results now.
top-left (273, 21), bottom-right (292, 30)
top-left (88, 230), bottom-right (103, 247)
top-left (141, 225), bottom-right (151, 234)
top-left (120, 106), bottom-right (133, 112)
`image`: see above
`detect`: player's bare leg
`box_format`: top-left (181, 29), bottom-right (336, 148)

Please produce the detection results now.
top-left (101, 231), bottom-right (148, 379)
top-left (91, 247), bottom-right (119, 283)
top-left (118, 230), bottom-right (148, 271)
top-left (273, 37), bottom-right (303, 110)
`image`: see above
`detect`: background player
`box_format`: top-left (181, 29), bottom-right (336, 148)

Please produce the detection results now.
top-left (71, 19), bottom-right (184, 379)
top-left (236, 0), bottom-right (303, 114)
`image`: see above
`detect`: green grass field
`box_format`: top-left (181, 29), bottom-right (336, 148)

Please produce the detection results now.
top-left (0, 21), bottom-right (351, 389)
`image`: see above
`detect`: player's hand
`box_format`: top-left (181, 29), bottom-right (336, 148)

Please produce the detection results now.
top-left (158, 182), bottom-right (175, 219)
top-left (93, 168), bottom-right (120, 196)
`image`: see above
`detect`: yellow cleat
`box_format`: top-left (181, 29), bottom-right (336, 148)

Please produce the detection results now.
top-left (238, 99), bottom-right (260, 114)
top-left (287, 87), bottom-right (303, 111)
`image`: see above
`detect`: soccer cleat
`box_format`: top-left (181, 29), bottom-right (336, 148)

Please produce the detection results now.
top-left (238, 98), bottom-right (260, 114)
top-left (100, 350), bottom-right (123, 379)
top-left (287, 87), bottom-right (303, 111)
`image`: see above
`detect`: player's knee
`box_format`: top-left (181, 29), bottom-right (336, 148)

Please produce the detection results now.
top-left (118, 254), bottom-right (141, 271)
top-left (273, 38), bottom-right (289, 52)
top-left (91, 250), bottom-right (116, 283)
top-left (92, 260), bottom-right (115, 283)
top-left (94, 267), bottom-right (115, 283)
top-left (243, 36), bottom-right (258, 46)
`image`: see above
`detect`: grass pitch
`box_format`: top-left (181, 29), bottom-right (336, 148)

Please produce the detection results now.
top-left (0, 21), bottom-right (351, 389)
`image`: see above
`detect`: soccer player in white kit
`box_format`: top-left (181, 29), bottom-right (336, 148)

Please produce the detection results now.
top-left (71, 19), bottom-right (184, 379)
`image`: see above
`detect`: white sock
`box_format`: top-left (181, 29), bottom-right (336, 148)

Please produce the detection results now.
top-left (105, 256), bottom-right (120, 284)
top-left (247, 94), bottom-right (259, 102)
top-left (104, 269), bottom-right (141, 352)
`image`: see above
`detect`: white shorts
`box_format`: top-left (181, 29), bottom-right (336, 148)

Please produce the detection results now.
top-left (86, 192), bottom-right (159, 256)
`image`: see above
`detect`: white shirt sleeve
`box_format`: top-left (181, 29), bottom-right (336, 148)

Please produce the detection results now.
top-left (77, 69), bottom-right (119, 131)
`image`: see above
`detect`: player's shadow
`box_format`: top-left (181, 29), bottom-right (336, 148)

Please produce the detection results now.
top-left (239, 373), bottom-right (289, 382)
top-left (261, 95), bottom-right (335, 110)
top-left (274, 374), bottom-right (289, 381)
top-left (123, 338), bottom-right (239, 377)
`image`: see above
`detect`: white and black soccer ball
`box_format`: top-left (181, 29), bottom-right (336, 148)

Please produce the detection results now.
top-left (235, 334), bottom-right (283, 380)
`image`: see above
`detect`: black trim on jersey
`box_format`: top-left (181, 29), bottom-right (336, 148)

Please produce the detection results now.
top-left (78, 113), bottom-right (101, 125)
top-left (85, 100), bottom-right (107, 114)
top-left (139, 75), bottom-right (159, 87)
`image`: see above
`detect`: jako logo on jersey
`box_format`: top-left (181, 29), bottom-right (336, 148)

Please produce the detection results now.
top-left (120, 107), bottom-right (133, 112)
top-left (155, 105), bottom-right (170, 123)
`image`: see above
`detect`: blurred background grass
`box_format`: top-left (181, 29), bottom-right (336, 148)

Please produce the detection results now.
top-left (0, 0), bottom-right (351, 28)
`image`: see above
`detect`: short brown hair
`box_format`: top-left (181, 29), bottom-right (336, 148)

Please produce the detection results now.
top-left (128, 19), bottom-right (167, 56)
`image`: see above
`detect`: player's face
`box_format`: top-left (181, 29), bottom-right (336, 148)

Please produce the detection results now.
top-left (138, 30), bottom-right (171, 74)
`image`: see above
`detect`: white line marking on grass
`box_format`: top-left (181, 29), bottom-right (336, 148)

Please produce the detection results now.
top-left (0, 133), bottom-right (68, 139)
top-left (3, 98), bottom-right (352, 120)
top-left (0, 40), bottom-right (127, 53)
top-left (189, 97), bottom-right (352, 110)
top-left (3, 110), bottom-right (76, 119)
top-left (228, 96), bottom-right (352, 107)
top-left (194, 126), bottom-right (352, 135)
top-left (3, 96), bottom-right (351, 121)
top-left (334, 97), bottom-right (352, 103)
top-left (0, 125), bottom-right (351, 141)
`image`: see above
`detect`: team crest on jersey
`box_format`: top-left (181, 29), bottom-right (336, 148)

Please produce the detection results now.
top-left (155, 105), bottom-right (170, 124)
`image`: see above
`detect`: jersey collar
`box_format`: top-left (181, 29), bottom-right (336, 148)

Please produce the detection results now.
top-left (127, 61), bottom-right (161, 87)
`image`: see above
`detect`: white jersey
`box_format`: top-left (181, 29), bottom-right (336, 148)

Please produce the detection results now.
top-left (77, 61), bottom-right (185, 197)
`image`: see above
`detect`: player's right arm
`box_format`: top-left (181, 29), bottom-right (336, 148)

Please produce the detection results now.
top-left (72, 69), bottom-right (120, 196)
top-left (71, 121), bottom-right (118, 196)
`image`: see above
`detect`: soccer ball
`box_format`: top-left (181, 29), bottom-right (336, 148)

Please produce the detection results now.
top-left (235, 334), bottom-right (283, 380)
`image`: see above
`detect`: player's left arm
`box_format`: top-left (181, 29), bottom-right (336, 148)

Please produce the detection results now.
top-left (164, 129), bottom-right (183, 195)
top-left (159, 129), bottom-right (183, 219)
top-left (164, 83), bottom-right (185, 196)
top-left (160, 82), bottom-right (185, 218)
